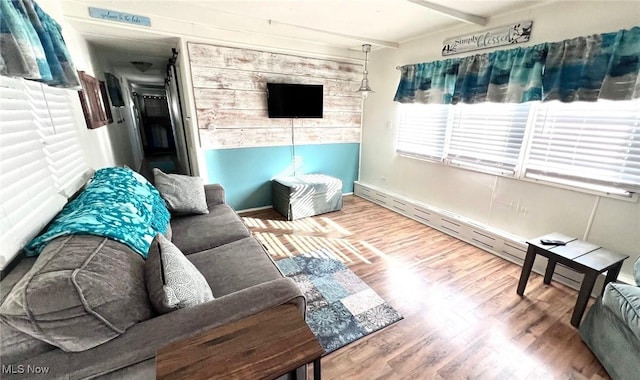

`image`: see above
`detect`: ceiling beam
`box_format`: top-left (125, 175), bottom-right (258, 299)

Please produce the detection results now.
top-left (406, 0), bottom-right (488, 26)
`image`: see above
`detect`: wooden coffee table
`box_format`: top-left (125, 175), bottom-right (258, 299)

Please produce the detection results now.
top-left (156, 304), bottom-right (323, 379)
top-left (517, 232), bottom-right (628, 327)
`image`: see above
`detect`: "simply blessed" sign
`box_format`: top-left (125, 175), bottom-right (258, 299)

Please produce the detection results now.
top-left (442, 21), bottom-right (533, 56)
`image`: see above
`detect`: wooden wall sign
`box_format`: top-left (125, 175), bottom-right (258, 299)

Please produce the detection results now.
top-left (88, 7), bottom-right (151, 27)
top-left (442, 21), bottom-right (533, 56)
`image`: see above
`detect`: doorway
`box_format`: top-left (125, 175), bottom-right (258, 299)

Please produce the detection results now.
top-left (132, 85), bottom-right (179, 176)
top-left (129, 50), bottom-right (191, 179)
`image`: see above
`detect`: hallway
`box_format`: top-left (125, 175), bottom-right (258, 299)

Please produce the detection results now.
top-left (139, 153), bottom-right (179, 182)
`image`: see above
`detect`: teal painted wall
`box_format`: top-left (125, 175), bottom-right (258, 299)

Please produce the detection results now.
top-left (205, 143), bottom-right (360, 210)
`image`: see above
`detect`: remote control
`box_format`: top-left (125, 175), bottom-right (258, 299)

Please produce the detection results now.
top-left (540, 239), bottom-right (566, 245)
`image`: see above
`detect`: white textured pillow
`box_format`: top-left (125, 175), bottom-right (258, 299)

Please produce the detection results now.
top-left (145, 234), bottom-right (214, 314)
top-left (153, 169), bottom-right (208, 214)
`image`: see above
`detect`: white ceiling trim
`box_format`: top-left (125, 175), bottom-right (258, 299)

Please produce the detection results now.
top-left (406, 0), bottom-right (488, 26)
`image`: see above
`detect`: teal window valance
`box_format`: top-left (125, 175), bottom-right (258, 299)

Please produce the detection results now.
top-left (0, 0), bottom-right (80, 88)
top-left (394, 27), bottom-right (640, 104)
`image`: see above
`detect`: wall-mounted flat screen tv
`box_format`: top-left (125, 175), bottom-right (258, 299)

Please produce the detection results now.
top-left (267, 83), bottom-right (323, 118)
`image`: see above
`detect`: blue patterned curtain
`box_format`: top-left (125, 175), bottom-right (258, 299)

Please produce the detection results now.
top-left (394, 59), bottom-right (459, 104)
top-left (544, 27), bottom-right (640, 101)
top-left (601, 27), bottom-right (640, 100)
top-left (395, 27), bottom-right (639, 104)
top-left (452, 53), bottom-right (492, 104)
top-left (0, 0), bottom-right (80, 88)
top-left (484, 45), bottom-right (546, 103)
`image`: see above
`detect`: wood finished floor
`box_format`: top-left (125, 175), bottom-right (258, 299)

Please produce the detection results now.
top-left (240, 195), bottom-right (608, 380)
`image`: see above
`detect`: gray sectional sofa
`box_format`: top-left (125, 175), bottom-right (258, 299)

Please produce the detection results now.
top-left (0, 183), bottom-right (306, 379)
top-left (580, 257), bottom-right (640, 380)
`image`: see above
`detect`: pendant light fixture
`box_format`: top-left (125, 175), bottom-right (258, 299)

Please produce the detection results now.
top-left (357, 44), bottom-right (374, 98)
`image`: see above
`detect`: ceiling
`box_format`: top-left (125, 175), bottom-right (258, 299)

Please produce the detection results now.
top-left (65, 0), bottom-right (547, 80)
top-left (185, 0), bottom-right (543, 47)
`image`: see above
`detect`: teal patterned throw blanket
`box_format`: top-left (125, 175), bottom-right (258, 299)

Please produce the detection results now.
top-left (25, 167), bottom-right (170, 258)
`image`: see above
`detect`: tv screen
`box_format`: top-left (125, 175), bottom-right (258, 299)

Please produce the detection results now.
top-left (267, 83), bottom-right (323, 118)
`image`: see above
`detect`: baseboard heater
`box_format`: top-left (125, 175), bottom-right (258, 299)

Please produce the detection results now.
top-left (354, 181), bottom-right (607, 297)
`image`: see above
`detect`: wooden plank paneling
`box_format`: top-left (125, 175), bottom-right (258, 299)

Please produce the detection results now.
top-left (293, 113), bottom-right (360, 128)
top-left (190, 67), bottom-right (265, 91)
top-left (194, 88), bottom-right (362, 112)
top-left (197, 109), bottom-right (360, 129)
top-left (295, 127), bottom-right (361, 145)
top-left (200, 128), bottom-right (292, 148)
top-left (190, 66), bottom-right (359, 96)
top-left (189, 44), bottom-right (361, 81)
top-left (188, 42), bottom-right (363, 148)
top-left (194, 89), bottom-right (266, 110)
top-left (200, 127), bottom-right (361, 148)
top-left (197, 109), bottom-right (283, 129)
top-left (320, 96), bottom-right (363, 112)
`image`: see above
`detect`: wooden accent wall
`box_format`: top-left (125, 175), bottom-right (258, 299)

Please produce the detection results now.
top-left (187, 43), bottom-right (362, 149)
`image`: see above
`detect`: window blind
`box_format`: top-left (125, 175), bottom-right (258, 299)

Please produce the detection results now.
top-left (396, 104), bottom-right (449, 161)
top-left (0, 77), bottom-right (67, 266)
top-left (38, 82), bottom-right (89, 196)
top-left (524, 100), bottom-right (640, 194)
top-left (447, 102), bottom-right (531, 176)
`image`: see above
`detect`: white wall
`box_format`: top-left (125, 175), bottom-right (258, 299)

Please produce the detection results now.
top-left (68, 39), bottom-right (118, 170)
top-left (58, 1), bottom-right (364, 181)
top-left (362, 1), bottom-right (640, 282)
top-left (38, 0), bottom-right (138, 170)
top-left (88, 49), bottom-right (145, 170)
top-left (117, 74), bottom-right (145, 170)
top-left (86, 48), bottom-right (142, 169)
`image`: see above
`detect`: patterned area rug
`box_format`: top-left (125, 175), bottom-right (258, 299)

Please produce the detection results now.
top-left (276, 253), bottom-right (403, 354)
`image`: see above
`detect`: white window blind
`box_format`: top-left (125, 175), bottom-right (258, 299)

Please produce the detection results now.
top-left (524, 100), bottom-right (640, 194)
top-left (395, 99), bottom-right (640, 196)
top-left (447, 102), bottom-right (531, 176)
top-left (0, 77), bottom-right (89, 269)
top-left (0, 78), bottom-right (67, 266)
top-left (396, 103), bottom-right (449, 161)
top-left (25, 81), bottom-right (89, 197)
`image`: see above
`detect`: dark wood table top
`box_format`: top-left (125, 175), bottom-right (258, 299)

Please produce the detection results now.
top-left (156, 304), bottom-right (323, 380)
top-left (527, 233), bottom-right (628, 271)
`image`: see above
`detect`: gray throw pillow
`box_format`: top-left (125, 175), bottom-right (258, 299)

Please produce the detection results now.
top-left (0, 235), bottom-right (152, 352)
top-left (145, 234), bottom-right (214, 314)
top-left (153, 169), bottom-right (208, 214)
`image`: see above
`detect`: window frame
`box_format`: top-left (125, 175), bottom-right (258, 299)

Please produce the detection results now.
top-left (522, 99), bottom-right (640, 196)
top-left (394, 99), bottom-right (640, 201)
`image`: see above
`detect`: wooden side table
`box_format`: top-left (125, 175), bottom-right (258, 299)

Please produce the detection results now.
top-left (156, 304), bottom-right (323, 380)
top-left (517, 232), bottom-right (628, 327)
